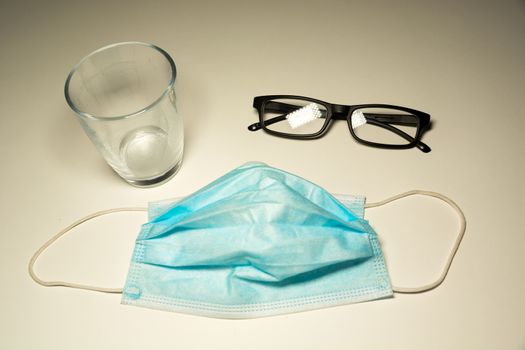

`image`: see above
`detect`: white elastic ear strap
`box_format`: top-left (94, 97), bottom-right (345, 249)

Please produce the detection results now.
top-left (365, 190), bottom-right (467, 294)
top-left (29, 191), bottom-right (466, 295)
top-left (28, 207), bottom-right (147, 294)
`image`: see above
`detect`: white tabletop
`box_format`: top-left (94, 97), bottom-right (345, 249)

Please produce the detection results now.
top-left (1, 0), bottom-right (524, 349)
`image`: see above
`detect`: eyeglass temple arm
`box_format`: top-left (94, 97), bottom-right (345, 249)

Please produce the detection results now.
top-left (248, 116), bottom-right (286, 131)
top-left (261, 102), bottom-right (421, 124)
top-left (363, 113), bottom-right (418, 127)
top-left (247, 112), bottom-right (420, 133)
top-left (247, 110), bottom-right (419, 131)
top-left (250, 101), bottom-right (422, 127)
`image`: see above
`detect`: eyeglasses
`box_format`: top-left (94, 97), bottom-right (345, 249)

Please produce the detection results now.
top-left (248, 95), bottom-right (432, 153)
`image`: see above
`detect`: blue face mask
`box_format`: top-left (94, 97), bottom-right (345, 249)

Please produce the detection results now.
top-left (122, 163), bottom-right (392, 318)
top-left (29, 163), bottom-right (466, 319)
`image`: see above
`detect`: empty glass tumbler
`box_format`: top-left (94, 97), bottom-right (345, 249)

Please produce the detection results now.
top-left (65, 42), bottom-right (184, 187)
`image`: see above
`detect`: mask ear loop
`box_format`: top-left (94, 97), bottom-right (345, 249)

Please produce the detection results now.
top-left (28, 207), bottom-right (147, 294)
top-left (364, 190), bottom-right (466, 294)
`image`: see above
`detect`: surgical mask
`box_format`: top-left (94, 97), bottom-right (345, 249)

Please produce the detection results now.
top-left (29, 162), bottom-right (466, 318)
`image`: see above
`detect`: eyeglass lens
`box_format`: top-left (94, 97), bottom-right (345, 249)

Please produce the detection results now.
top-left (262, 98), bottom-right (328, 135)
top-left (350, 108), bottom-right (419, 145)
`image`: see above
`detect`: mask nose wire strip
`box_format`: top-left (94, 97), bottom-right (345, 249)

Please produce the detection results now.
top-left (364, 190), bottom-right (466, 294)
top-left (28, 207), bottom-right (147, 294)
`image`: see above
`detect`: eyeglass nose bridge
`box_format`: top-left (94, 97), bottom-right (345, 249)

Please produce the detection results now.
top-left (331, 104), bottom-right (351, 120)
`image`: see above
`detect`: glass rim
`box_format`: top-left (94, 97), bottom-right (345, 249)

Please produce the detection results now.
top-left (64, 41), bottom-right (177, 121)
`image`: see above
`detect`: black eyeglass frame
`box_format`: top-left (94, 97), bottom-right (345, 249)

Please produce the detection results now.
top-left (249, 95), bottom-right (431, 153)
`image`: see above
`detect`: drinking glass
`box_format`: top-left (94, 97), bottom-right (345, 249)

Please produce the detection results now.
top-left (65, 42), bottom-right (184, 187)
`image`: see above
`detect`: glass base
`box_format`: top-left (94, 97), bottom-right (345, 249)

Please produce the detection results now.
top-left (125, 160), bottom-right (182, 188)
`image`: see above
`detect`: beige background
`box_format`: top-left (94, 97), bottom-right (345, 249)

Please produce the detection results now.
top-left (1, 0), bottom-right (524, 349)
